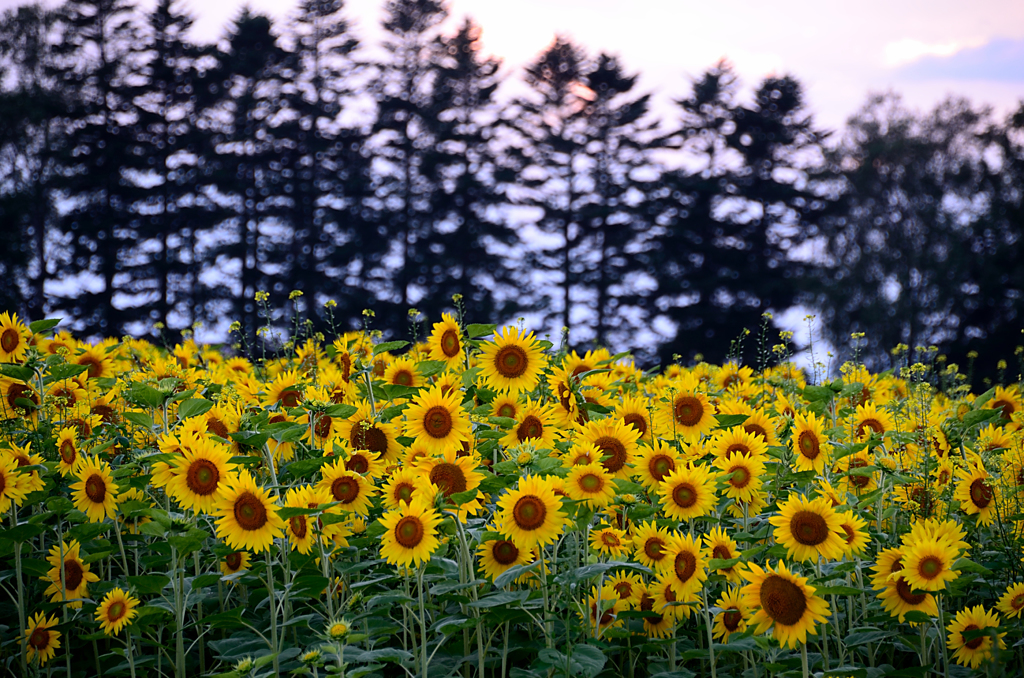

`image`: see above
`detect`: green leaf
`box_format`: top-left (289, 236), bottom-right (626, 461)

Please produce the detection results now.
top-left (29, 318), bottom-right (61, 334)
top-left (469, 590), bottom-right (529, 608)
top-left (286, 457), bottom-right (330, 479)
top-left (192, 574), bottom-right (223, 590)
top-left (46, 363), bottom-right (89, 382)
top-left (883, 665), bottom-right (934, 677)
top-left (381, 384), bottom-right (420, 400)
top-left (952, 557), bottom-right (992, 575)
top-left (845, 629), bottom-right (893, 646)
top-left (466, 323), bottom-right (497, 338)
top-left (813, 585), bottom-right (863, 596)
top-left (555, 561), bottom-right (651, 585)
top-left (324, 404), bottom-right (358, 418)
top-left (571, 644), bottom-right (606, 678)
top-left (68, 522), bottom-right (110, 543)
top-left (0, 364), bottom-right (34, 382)
top-left (0, 523), bottom-right (45, 543)
top-left (177, 398), bottom-right (214, 420)
top-left (123, 411), bottom-right (155, 428)
top-left (707, 557), bottom-right (741, 570)
top-left (612, 479), bottom-right (645, 495)
top-left (130, 381), bottom-right (167, 409)
top-left (127, 574), bottom-right (171, 595)
top-left (416, 360), bottom-right (448, 377)
top-left (962, 409), bottom-right (1002, 427)
top-left (714, 414), bottom-right (748, 428)
top-left (373, 341), bottom-right (408, 355)
top-left (803, 385), bottom-right (835, 402)
top-left (448, 489), bottom-right (479, 505)
top-left (378, 404), bottom-right (407, 422)
top-left (494, 562), bottom-right (539, 589)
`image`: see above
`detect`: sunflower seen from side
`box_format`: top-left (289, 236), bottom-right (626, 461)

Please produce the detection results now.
top-left (213, 471), bottom-right (285, 552)
top-left (95, 587), bottom-right (140, 636)
top-left (0, 456), bottom-right (27, 512)
top-left (495, 474), bottom-right (567, 551)
top-left (379, 498), bottom-right (442, 567)
top-left (479, 326), bottom-right (547, 395)
top-left (221, 551), bottom-right (251, 577)
top-left (741, 561), bottom-right (831, 649)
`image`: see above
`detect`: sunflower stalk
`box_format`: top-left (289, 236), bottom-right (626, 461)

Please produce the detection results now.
top-left (700, 585), bottom-right (717, 678)
top-left (417, 563), bottom-right (429, 677)
top-left (800, 642), bottom-right (809, 678)
top-left (265, 549), bottom-right (281, 676)
top-left (172, 542), bottom-right (185, 678)
top-left (11, 504), bottom-right (27, 676)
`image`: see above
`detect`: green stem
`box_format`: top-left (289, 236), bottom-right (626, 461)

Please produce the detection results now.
top-left (125, 632), bottom-right (137, 678)
top-left (937, 594), bottom-right (950, 678)
top-left (801, 642), bottom-right (809, 678)
top-left (11, 505), bottom-right (26, 676)
top-left (173, 543), bottom-right (184, 678)
top-left (700, 587), bottom-right (717, 678)
top-left (265, 549), bottom-right (280, 676)
top-left (417, 564), bottom-right (429, 677)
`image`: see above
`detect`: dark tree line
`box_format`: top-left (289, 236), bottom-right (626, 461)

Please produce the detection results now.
top-left (1, 0), bottom-right (1023, 380)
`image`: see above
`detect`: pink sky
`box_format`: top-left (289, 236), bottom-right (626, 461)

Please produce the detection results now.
top-left (4, 0), bottom-right (1023, 129)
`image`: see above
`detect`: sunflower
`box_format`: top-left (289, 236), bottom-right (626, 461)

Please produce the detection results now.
top-left (996, 581), bottom-right (1024, 619)
top-left (953, 461), bottom-right (997, 526)
top-left (495, 474), bottom-right (568, 550)
top-left (650, 573), bottom-right (697, 621)
top-left (500, 398), bottom-right (558, 451)
top-left (658, 463), bottom-right (716, 521)
top-left (870, 546), bottom-right (907, 590)
top-left (590, 525), bottom-right (632, 559)
top-left (852, 402), bottom-right (894, 442)
top-left (264, 369), bottom-right (304, 409)
top-left (46, 379), bottom-right (88, 414)
top-left (479, 326), bottom-right (547, 395)
top-left (71, 456), bottom-right (119, 523)
top-left (565, 462), bottom-right (616, 509)
top-left (339, 446), bottom-right (385, 480)
top-left (379, 497), bottom-right (443, 567)
top-left (710, 426), bottom-right (767, 460)
top-left (317, 458), bottom-right (376, 517)
top-left (220, 550), bottom-right (251, 576)
top-left (614, 394), bottom-right (655, 442)
top-left (0, 312), bottom-right (31, 363)
top-left (428, 313), bottom-right (464, 369)
top-left (712, 588), bottom-right (749, 643)
top-left (835, 449), bottom-right (877, 497)
top-left (95, 587), bottom-right (140, 636)
top-left (0, 456), bottom-right (26, 512)
top-left (704, 527), bottom-right (743, 583)
top-left (577, 418), bottom-right (640, 479)
top-left (657, 381), bottom-right (717, 442)
top-left (900, 536), bottom-right (960, 592)
top-left (343, 403), bottom-right (400, 463)
top-left (633, 440), bottom-right (680, 489)
top-left (632, 521), bottom-right (672, 571)
top-left (739, 407), bottom-right (780, 447)
top-left (476, 537), bottom-right (532, 582)
top-left (42, 539), bottom-right (99, 609)
top-left (167, 437), bottom-right (235, 514)
top-left (790, 411), bottom-right (832, 473)
top-left (599, 571), bottom-right (642, 607)
top-left (714, 452), bottom-right (764, 503)
top-left (213, 471), bottom-right (285, 552)
top-left (24, 611), bottom-right (61, 666)
top-left (946, 605), bottom-right (1006, 669)
top-left (988, 385), bottom-right (1021, 423)
top-left (580, 584), bottom-right (625, 637)
top-left (901, 517), bottom-right (970, 554)
top-left (741, 561), bottom-right (831, 649)
top-left (281, 485), bottom-right (336, 554)
top-left (301, 405), bottom-right (345, 451)
top-left (204, 402), bottom-right (241, 445)
top-left (837, 511), bottom-right (871, 556)
top-left (383, 356), bottom-right (423, 389)
top-left (416, 449), bottom-right (485, 516)
top-left (878, 573), bottom-right (938, 623)
top-left (2, 441), bottom-right (45, 495)
top-left (637, 587), bottom-right (674, 638)
top-left (489, 393), bottom-right (520, 420)
top-left (563, 440), bottom-right (601, 467)
top-left (74, 343), bottom-right (114, 380)
top-left (665, 532), bottom-right (708, 595)
top-left (770, 494), bottom-right (846, 563)
top-left (404, 384), bottom-right (472, 456)
top-left (381, 466), bottom-right (425, 510)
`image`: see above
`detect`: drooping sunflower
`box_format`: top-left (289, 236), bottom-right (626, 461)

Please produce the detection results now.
top-left (946, 605), bottom-right (1006, 669)
top-left (263, 369), bottom-right (304, 409)
top-left (633, 440), bottom-right (681, 489)
top-left (837, 511), bottom-right (871, 556)
top-left (577, 418), bottom-right (640, 479)
top-left (953, 461), bottom-right (997, 526)
top-left (988, 385), bottom-right (1021, 423)
top-left (878, 573), bottom-right (938, 622)
top-left (770, 494), bottom-right (846, 563)
top-left (342, 403), bottom-right (400, 463)
top-left (24, 611), bottom-right (61, 666)
top-left (428, 313), bottom-right (464, 369)
top-left (714, 452), bottom-right (764, 504)
top-left (790, 411), bottom-right (832, 473)
top-left (500, 398), bottom-right (558, 451)
top-left (71, 456), bottom-right (119, 523)
top-left (741, 560), bottom-right (831, 649)
top-left (590, 525), bottom-right (632, 559)
top-left (658, 463), bottom-right (716, 521)
top-left (664, 532), bottom-right (708, 595)
top-left (379, 497), bottom-right (443, 567)
top-left (478, 326), bottom-right (547, 395)
top-left (614, 394), bottom-right (656, 442)
top-left (42, 539), bottom-right (99, 609)
top-left (166, 437), bottom-right (235, 514)
top-left (317, 458), bottom-right (376, 516)
top-left (220, 550), bottom-right (251, 576)
top-left (95, 587), bottom-right (140, 636)
top-left (404, 384), bottom-right (472, 456)
top-left (0, 312), bottom-right (31, 363)
top-left (656, 380), bottom-right (716, 442)
top-left (565, 462), bottom-right (616, 509)
top-left (710, 426), bottom-right (768, 460)
top-left (2, 441), bottom-right (45, 495)
top-left (213, 471), bottom-right (286, 553)
top-left (996, 581), bottom-right (1024, 619)
top-left (632, 521), bottom-right (673, 571)
top-left (704, 527), bottom-right (743, 583)
top-left (0, 456), bottom-right (26, 512)
top-left (495, 474), bottom-right (568, 550)
top-left (712, 588), bottom-right (749, 643)
top-left (476, 537), bottom-right (532, 582)
top-left (901, 536), bottom-right (960, 592)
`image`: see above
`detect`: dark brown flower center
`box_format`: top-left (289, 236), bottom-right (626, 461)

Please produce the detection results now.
top-left (969, 478), bottom-right (993, 508)
top-left (494, 345), bottom-right (528, 379)
top-left (429, 462), bottom-right (467, 497)
top-left (672, 482), bottom-right (697, 508)
top-left (857, 418), bottom-right (884, 437)
top-left (441, 329), bottom-right (460, 358)
top-left (896, 577), bottom-right (926, 605)
top-left (962, 624), bottom-right (984, 650)
top-left (313, 413), bottom-right (333, 440)
top-left (723, 609), bottom-right (742, 631)
top-left (207, 417), bottom-right (230, 439)
top-left (395, 482), bottom-right (414, 503)
top-left (759, 574), bottom-right (807, 626)
top-left (512, 495), bottom-right (546, 530)
top-left (578, 473), bottom-right (604, 494)
top-left (744, 423), bottom-right (768, 440)
top-left (595, 436), bottom-right (627, 473)
top-left (492, 539), bottom-right (519, 565)
top-left (331, 476), bottom-right (360, 504)
top-left (623, 414), bottom-right (648, 437)
top-left (496, 403), bottom-right (516, 419)
top-left (790, 510), bottom-right (829, 546)
top-left (345, 454), bottom-right (369, 474)
top-left (29, 628), bottom-right (49, 650)
top-left (674, 550), bottom-right (697, 583)
top-left (233, 492), bottom-right (268, 530)
top-left (728, 464), bottom-right (752, 489)
top-left (392, 370), bottom-right (413, 386)
top-left (644, 537), bottom-right (665, 562)
top-left (85, 474), bottom-right (106, 503)
top-left (278, 389), bottom-right (302, 408)
top-left (395, 515), bottom-right (424, 547)
top-left (225, 552), bottom-right (243, 570)
top-left (351, 423), bottom-right (388, 455)
top-left (517, 415), bottom-right (543, 442)
top-left (289, 516), bottom-right (307, 539)
top-left (674, 396), bottom-right (703, 427)
top-left (186, 459), bottom-right (219, 495)
top-left (918, 556), bottom-right (943, 579)
top-left (798, 430), bottom-right (820, 459)
top-left (63, 559), bottom-right (84, 591)
top-left (60, 440), bottom-right (77, 465)
top-left (108, 601), bottom-right (126, 622)
top-left (649, 455), bottom-right (675, 482)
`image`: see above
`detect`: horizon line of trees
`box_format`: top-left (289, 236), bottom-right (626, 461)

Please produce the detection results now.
top-left (2, 0), bottom-right (1023, 384)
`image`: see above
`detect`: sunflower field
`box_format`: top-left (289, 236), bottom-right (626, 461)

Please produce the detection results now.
top-left (0, 307), bottom-right (1022, 678)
